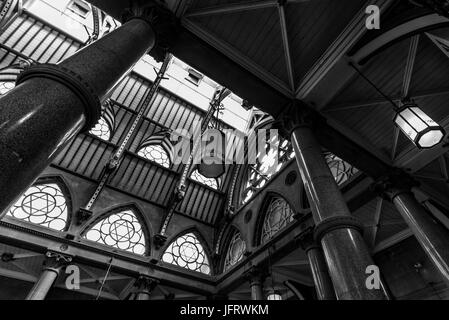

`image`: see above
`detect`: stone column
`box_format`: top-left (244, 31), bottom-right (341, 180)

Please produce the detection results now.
top-left (374, 172), bottom-right (449, 284)
top-left (0, 8), bottom-right (159, 216)
top-left (26, 252), bottom-right (72, 300)
top-left (134, 276), bottom-right (159, 300)
top-left (278, 103), bottom-right (387, 300)
top-left (245, 267), bottom-right (265, 300)
top-left (298, 230), bottom-right (336, 300)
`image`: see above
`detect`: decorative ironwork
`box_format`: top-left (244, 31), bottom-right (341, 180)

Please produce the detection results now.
top-left (8, 183), bottom-right (68, 231)
top-left (224, 231), bottom-right (246, 272)
top-left (325, 152), bottom-right (359, 186)
top-left (261, 197), bottom-right (295, 244)
top-left (138, 144), bottom-right (171, 168)
top-left (162, 233), bottom-right (211, 275)
top-left (89, 117), bottom-right (112, 141)
top-left (190, 169), bottom-right (218, 190)
top-left (84, 210), bottom-right (146, 255)
top-left (0, 81), bottom-right (14, 95)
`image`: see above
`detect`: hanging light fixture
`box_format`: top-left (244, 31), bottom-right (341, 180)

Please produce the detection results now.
top-left (350, 62), bottom-right (446, 149)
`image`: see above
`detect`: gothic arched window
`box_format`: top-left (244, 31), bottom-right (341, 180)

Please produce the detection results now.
top-left (0, 81), bottom-right (14, 95)
top-left (162, 233), bottom-right (211, 275)
top-left (242, 138), bottom-right (294, 204)
top-left (7, 183), bottom-right (69, 231)
top-left (84, 210), bottom-right (147, 255)
top-left (325, 152), bottom-right (359, 186)
top-left (89, 117), bottom-right (112, 141)
top-left (261, 197), bottom-right (295, 244)
top-left (224, 231), bottom-right (246, 272)
top-left (138, 144), bottom-right (171, 168)
top-left (190, 170), bottom-right (218, 190)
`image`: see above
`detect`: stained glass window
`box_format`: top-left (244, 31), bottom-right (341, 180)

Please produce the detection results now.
top-left (89, 117), bottom-right (112, 141)
top-left (242, 138), bottom-right (294, 204)
top-left (138, 144), bottom-right (171, 168)
top-left (7, 183), bottom-right (68, 231)
top-left (190, 170), bottom-right (218, 190)
top-left (84, 210), bottom-right (146, 255)
top-left (325, 152), bottom-right (359, 186)
top-left (162, 233), bottom-right (211, 275)
top-left (0, 81), bottom-right (14, 95)
top-left (224, 231), bottom-right (246, 272)
top-left (261, 197), bottom-right (295, 244)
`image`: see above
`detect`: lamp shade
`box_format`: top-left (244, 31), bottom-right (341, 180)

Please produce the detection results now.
top-left (394, 102), bottom-right (446, 149)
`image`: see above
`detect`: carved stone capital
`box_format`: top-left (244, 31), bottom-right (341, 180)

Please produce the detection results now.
top-left (371, 169), bottom-right (420, 201)
top-left (297, 228), bottom-right (320, 252)
top-left (244, 266), bottom-right (267, 284)
top-left (16, 63), bottom-right (101, 131)
top-left (123, 2), bottom-right (178, 62)
top-left (134, 275), bottom-right (159, 293)
top-left (274, 100), bottom-right (324, 138)
top-left (411, 0), bottom-right (449, 18)
top-left (43, 251), bottom-right (73, 273)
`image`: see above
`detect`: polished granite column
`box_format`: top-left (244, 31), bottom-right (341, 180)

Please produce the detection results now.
top-left (279, 102), bottom-right (387, 300)
top-left (0, 12), bottom-right (156, 216)
top-left (134, 276), bottom-right (159, 300)
top-left (374, 172), bottom-right (449, 284)
top-left (299, 230), bottom-right (336, 300)
top-left (246, 267), bottom-right (265, 300)
top-left (26, 252), bottom-right (72, 300)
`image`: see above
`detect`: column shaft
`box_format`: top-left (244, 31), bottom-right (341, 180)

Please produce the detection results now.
top-left (0, 18), bottom-right (155, 215)
top-left (26, 268), bottom-right (60, 300)
top-left (291, 125), bottom-right (386, 300)
top-left (250, 279), bottom-right (264, 300)
top-left (393, 191), bottom-right (449, 283)
top-left (306, 246), bottom-right (336, 300)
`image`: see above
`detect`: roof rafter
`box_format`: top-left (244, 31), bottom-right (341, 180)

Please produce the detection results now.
top-left (278, 2), bottom-right (295, 92)
top-left (185, 0), bottom-right (278, 18)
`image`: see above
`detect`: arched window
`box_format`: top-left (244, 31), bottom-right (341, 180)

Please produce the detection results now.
top-left (261, 197), bottom-right (295, 244)
top-left (224, 231), bottom-right (246, 272)
top-left (325, 152), bottom-right (359, 186)
top-left (162, 233), bottom-right (211, 275)
top-left (84, 210), bottom-right (147, 255)
top-left (138, 144), bottom-right (171, 168)
top-left (89, 101), bottom-right (115, 141)
top-left (89, 117), bottom-right (112, 141)
top-left (191, 170), bottom-right (218, 190)
top-left (7, 183), bottom-right (69, 231)
top-left (242, 138), bottom-right (294, 204)
top-left (0, 81), bottom-right (14, 95)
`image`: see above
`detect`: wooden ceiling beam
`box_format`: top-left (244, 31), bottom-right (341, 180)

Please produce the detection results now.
top-left (278, 3), bottom-right (295, 92)
top-left (184, 0), bottom-right (278, 18)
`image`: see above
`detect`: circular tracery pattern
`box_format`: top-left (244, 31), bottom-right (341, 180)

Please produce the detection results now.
top-left (261, 198), bottom-right (295, 244)
top-left (224, 232), bottom-right (246, 272)
top-left (0, 81), bottom-right (15, 95)
top-left (162, 233), bottom-right (211, 275)
top-left (138, 144), bottom-right (171, 168)
top-left (89, 117), bottom-right (112, 141)
top-left (85, 210), bottom-right (146, 255)
top-left (325, 153), bottom-right (359, 186)
top-left (190, 170), bottom-right (218, 190)
top-left (8, 183), bottom-right (68, 231)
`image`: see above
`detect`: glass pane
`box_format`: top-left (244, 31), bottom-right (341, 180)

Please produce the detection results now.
top-left (138, 144), bottom-right (171, 168)
top-left (224, 232), bottom-right (246, 272)
top-left (8, 183), bottom-right (68, 231)
top-left (89, 117), bottom-right (112, 141)
top-left (191, 170), bottom-right (218, 189)
top-left (162, 233), bottom-right (211, 275)
top-left (85, 210), bottom-right (146, 255)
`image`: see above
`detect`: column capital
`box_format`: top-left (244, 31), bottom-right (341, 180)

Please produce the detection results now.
top-left (43, 251), bottom-right (73, 273)
top-left (244, 266), bottom-right (267, 284)
top-left (411, 0), bottom-right (449, 18)
top-left (134, 275), bottom-right (159, 293)
top-left (123, 2), bottom-right (178, 62)
top-left (16, 64), bottom-right (101, 131)
top-left (297, 228), bottom-right (320, 252)
top-left (274, 100), bottom-right (324, 138)
top-left (371, 169), bottom-right (420, 201)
